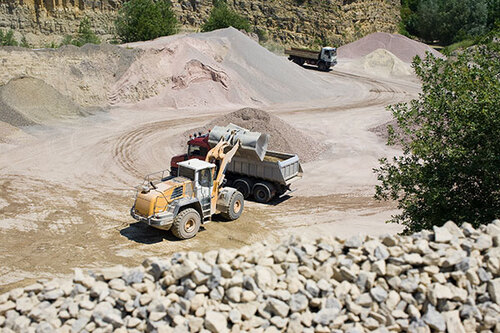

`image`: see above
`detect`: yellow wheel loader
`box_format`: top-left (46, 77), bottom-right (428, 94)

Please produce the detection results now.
top-left (130, 134), bottom-right (245, 239)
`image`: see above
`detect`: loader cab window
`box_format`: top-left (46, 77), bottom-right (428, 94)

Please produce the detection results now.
top-left (188, 145), bottom-right (208, 157)
top-left (198, 168), bottom-right (213, 187)
top-left (178, 166), bottom-right (195, 180)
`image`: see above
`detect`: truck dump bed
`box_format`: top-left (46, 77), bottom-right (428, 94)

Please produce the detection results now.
top-left (227, 150), bottom-right (303, 185)
top-left (284, 47), bottom-right (320, 60)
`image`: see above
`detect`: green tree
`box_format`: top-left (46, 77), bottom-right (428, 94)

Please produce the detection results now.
top-left (115, 0), bottom-right (177, 43)
top-left (201, 0), bottom-right (250, 33)
top-left (60, 17), bottom-right (101, 47)
top-left (0, 29), bottom-right (18, 46)
top-left (374, 42), bottom-right (500, 232)
top-left (400, 0), bottom-right (490, 44)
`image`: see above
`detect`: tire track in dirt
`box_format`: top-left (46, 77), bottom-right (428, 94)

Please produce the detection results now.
top-left (111, 115), bottom-right (213, 178)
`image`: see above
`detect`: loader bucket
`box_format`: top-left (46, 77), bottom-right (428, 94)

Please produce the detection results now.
top-left (208, 124), bottom-right (269, 161)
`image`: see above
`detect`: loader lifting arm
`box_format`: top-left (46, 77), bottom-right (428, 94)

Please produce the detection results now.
top-left (205, 133), bottom-right (241, 213)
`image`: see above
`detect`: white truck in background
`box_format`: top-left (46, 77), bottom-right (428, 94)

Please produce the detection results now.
top-left (285, 47), bottom-right (337, 71)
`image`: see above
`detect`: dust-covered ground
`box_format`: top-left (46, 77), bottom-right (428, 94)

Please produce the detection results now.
top-left (0, 29), bottom-right (427, 292)
top-left (0, 69), bottom-right (420, 292)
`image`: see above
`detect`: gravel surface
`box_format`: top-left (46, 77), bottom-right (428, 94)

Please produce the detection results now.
top-left (338, 32), bottom-right (444, 63)
top-left (185, 108), bottom-right (327, 162)
top-left (1, 220), bottom-right (498, 332)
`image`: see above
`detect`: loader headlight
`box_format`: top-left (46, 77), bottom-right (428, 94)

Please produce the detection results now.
top-left (141, 184), bottom-right (150, 193)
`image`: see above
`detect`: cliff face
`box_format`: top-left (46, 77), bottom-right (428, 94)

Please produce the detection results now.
top-left (0, 0), bottom-right (400, 47)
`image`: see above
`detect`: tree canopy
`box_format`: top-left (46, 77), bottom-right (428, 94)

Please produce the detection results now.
top-left (201, 0), bottom-right (250, 33)
top-left (374, 41), bottom-right (500, 232)
top-left (115, 0), bottom-right (177, 43)
top-left (400, 0), bottom-right (498, 44)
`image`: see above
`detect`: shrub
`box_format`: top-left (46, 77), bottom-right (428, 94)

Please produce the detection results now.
top-left (61, 17), bottom-right (101, 47)
top-left (201, 1), bottom-right (250, 33)
top-left (0, 29), bottom-right (18, 46)
top-left (115, 0), bottom-right (177, 43)
top-left (374, 42), bottom-right (500, 232)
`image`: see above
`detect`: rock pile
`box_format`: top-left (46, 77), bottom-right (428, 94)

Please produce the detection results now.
top-left (1, 220), bottom-right (499, 332)
top-left (187, 108), bottom-right (327, 162)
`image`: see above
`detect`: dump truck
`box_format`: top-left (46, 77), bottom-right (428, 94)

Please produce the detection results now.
top-left (285, 47), bottom-right (337, 71)
top-left (170, 124), bottom-right (303, 203)
top-left (131, 133), bottom-right (245, 239)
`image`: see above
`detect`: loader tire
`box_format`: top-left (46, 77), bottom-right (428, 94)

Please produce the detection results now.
top-left (233, 178), bottom-right (252, 199)
top-left (172, 208), bottom-right (201, 240)
top-left (253, 182), bottom-right (275, 203)
top-left (222, 191), bottom-right (244, 221)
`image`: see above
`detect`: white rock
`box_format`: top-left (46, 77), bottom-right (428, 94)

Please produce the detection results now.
top-left (255, 266), bottom-right (277, 290)
top-left (205, 311), bottom-right (228, 333)
top-left (443, 310), bottom-right (465, 333)
top-left (433, 225), bottom-right (453, 243)
top-left (488, 278), bottom-right (500, 304)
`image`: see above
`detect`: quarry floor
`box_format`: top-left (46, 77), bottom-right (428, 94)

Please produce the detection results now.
top-left (0, 67), bottom-right (421, 293)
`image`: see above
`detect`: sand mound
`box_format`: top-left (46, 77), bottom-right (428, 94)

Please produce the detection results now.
top-left (0, 121), bottom-right (32, 143)
top-left (186, 108), bottom-right (326, 162)
top-left (0, 77), bottom-right (87, 127)
top-left (338, 32), bottom-right (444, 63)
top-left (111, 28), bottom-right (334, 109)
top-left (340, 49), bottom-right (414, 78)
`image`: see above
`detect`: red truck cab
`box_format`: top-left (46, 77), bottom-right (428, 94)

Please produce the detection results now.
top-left (170, 133), bottom-right (211, 175)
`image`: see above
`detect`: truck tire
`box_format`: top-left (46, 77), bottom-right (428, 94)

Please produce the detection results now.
top-left (171, 208), bottom-right (201, 239)
top-left (318, 61), bottom-right (327, 71)
top-left (233, 178), bottom-right (252, 199)
top-left (170, 168), bottom-right (178, 177)
top-left (253, 182), bottom-right (275, 203)
top-left (222, 191), bottom-right (244, 221)
top-left (293, 57), bottom-right (305, 66)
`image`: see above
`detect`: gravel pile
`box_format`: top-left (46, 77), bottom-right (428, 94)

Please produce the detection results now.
top-left (0, 77), bottom-right (89, 127)
top-left (1, 220), bottom-right (499, 332)
top-left (338, 32), bottom-right (444, 63)
top-left (187, 108), bottom-right (327, 162)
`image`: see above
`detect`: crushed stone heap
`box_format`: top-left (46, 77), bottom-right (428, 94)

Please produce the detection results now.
top-left (188, 108), bottom-right (327, 163)
top-left (1, 220), bottom-right (499, 332)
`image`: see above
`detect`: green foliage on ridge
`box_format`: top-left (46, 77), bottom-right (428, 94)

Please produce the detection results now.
top-left (400, 0), bottom-right (498, 45)
top-left (115, 0), bottom-right (177, 43)
top-left (201, 0), bottom-right (251, 33)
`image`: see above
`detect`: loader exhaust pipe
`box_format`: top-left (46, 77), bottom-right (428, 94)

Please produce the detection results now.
top-left (208, 124), bottom-right (269, 161)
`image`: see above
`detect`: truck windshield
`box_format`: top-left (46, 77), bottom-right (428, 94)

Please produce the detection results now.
top-left (178, 166), bottom-right (195, 180)
top-left (188, 145), bottom-right (208, 157)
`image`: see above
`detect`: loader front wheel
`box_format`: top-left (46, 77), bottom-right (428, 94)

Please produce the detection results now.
top-left (222, 191), bottom-right (244, 221)
top-left (172, 208), bottom-right (201, 239)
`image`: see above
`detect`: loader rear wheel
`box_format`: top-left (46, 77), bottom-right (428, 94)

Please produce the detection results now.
top-left (222, 191), bottom-right (244, 221)
top-left (172, 208), bottom-right (201, 240)
top-left (253, 182), bottom-right (275, 203)
top-left (233, 178), bottom-right (252, 199)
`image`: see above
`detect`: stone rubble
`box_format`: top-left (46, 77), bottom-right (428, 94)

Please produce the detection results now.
top-left (0, 220), bottom-right (499, 332)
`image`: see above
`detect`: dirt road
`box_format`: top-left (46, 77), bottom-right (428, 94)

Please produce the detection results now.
top-left (0, 68), bottom-right (420, 292)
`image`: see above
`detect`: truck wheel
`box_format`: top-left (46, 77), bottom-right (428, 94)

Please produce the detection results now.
top-left (171, 208), bottom-right (201, 239)
top-left (293, 58), bottom-right (305, 66)
top-left (233, 178), bottom-right (252, 199)
top-left (170, 168), bottom-right (178, 177)
top-left (253, 182), bottom-right (275, 203)
top-left (222, 191), bottom-right (244, 221)
top-left (318, 62), bottom-right (327, 71)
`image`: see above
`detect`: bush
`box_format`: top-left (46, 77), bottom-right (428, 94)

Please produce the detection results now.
top-left (62, 17), bottom-right (101, 47)
top-left (0, 29), bottom-right (18, 46)
top-left (374, 42), bottom-right (500, 232)
top-left (400, 0), bottom-right (493, 45)
top-left (201, 1), bottom-right (250, 33)
top-left (115, 0), bottom-right (177, 43)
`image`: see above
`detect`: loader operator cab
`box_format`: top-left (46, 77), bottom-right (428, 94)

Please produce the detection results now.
top-left (177, 159), bottom-right (215, 201)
